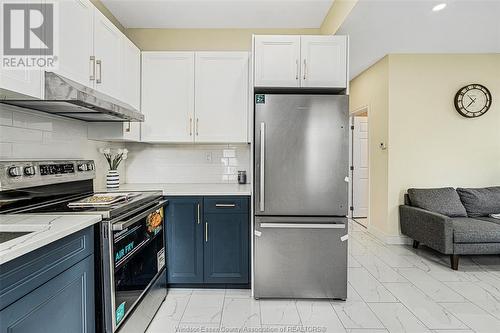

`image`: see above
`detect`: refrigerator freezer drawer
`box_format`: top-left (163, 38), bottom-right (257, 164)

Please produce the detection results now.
top-left (254, 217), bottom-right (348, 299)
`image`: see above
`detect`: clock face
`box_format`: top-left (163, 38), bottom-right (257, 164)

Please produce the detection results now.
top-left (454, 84), bottom-right (492, 118)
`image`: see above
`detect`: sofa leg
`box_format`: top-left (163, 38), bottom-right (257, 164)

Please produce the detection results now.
top-left (450, 255), bottom-right (459, 270)
top-left (412, 240), bottom-right (420, 249)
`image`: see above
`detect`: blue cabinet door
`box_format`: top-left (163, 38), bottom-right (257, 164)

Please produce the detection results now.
top-left (204, 212), bottom-right (249, 284)
top-left (166, 197), bottom-right (204, 283)
top-left (0, 254), bottom-right (95, 333)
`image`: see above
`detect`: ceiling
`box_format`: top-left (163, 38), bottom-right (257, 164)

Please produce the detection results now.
top-left (337, 0), bottom-right (500, 79)
top-left (101, 0), bottom-right (334, 29)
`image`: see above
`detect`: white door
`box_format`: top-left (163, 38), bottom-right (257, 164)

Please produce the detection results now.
top-left (55, 0), bottom-right (94, 87)
top-left (141, 52), bottom-right (195, 142)
top-left (254, 35), bottom-right (300, 87)
top-left (194, 52), bottom-right (249, 143)
top-left (300, 36), bottom-right (347, 88)
top-left (93, 9), bottom-right (122, 99)
top-left (353, 116), bottom-right (369, 218)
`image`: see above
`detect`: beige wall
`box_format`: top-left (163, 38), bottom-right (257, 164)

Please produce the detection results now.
top-left (91, 0), bottom-right (125, 32)
top-left (320, 0), bottom-right (358, 35)
top-left (387, 54), bottom-right (500, 237)
top-left (125, 29), bottom-right (320, 51)
top-left (351, 54), bottom-right (500, 241)
top-left (350, 56), bottom-right (390, 237)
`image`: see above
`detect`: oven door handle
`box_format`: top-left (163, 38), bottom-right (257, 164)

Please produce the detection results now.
top-left (112, 199), bottom-right (168, 231)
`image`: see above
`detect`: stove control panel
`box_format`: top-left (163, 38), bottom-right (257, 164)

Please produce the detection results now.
top-left (0, 160), bottom-right (96, 191)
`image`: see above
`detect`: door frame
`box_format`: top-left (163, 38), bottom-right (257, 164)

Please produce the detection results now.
top-left (349, 106), bottom-right (369, 225)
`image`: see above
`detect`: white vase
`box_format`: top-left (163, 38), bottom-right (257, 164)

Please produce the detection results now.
top-left (106, 170), bottom-right (120, 189)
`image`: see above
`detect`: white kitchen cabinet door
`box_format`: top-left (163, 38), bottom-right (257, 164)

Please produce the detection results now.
top-left (120, 37), bottom-right (141, 111)
top-left (93, 9), bottom-right (122, 99)
top-left (300, 36), bottom-right (347, 88)
top-left (55, 0), bottom-right (94, 87)
top-left (194, 52), bottom-right (249, 143)
top-left (0, 68), bottom-right (43, 99)
top-left (141, 52), bottom-right (195, 142)
top-left (254, 35), bottom-right (300, 88)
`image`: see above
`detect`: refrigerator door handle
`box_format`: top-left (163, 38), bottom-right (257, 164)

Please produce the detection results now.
top-left (259, 122), bottom-right (265, 212)
top-left (260, 223), bottom-right (346, 229)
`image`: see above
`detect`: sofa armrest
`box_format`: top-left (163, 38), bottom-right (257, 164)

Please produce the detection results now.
top-left (399, 205), bottom-right (454, 254)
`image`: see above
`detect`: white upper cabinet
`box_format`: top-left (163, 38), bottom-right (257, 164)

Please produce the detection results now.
top-left (0, 67), bottom-right (43, 99)
top-left (300, 36), bottom-right (347, 88)
top-left (141, 52), bottom-right (195, 143)
top-left (93, 9), bottom-right (122, 100)
top-left (120, 37), bottom-right (141, 110)
top-left (55, 0), bottom-right (94, 87)
top-left (195, 52), bottom-right (249, 143)
top-left (254, 35), bottom-right (300, 88)
top-left (253, 35), bottom-right (348, 89)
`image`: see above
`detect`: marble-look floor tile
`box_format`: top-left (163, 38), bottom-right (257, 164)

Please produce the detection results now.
top-left (331, 300), bottom-right (384, 329)
top-left (368, 302), bottom-right (431, 333)
top-left (146, 291), bottom-right (191, 333)
top-left (354, 254), bottom-right (407, 283)
top-left (348, 330), bottom-right (388, 333)
top-left (348, 267), bottom-right (398, 302)
top-left (440, 302), bottom-right (500, 333)
top-left (296, 300), bottom-right (346, 332)
top-left (368, 244), bottom-right (415, 268)
top-left (347, 283), bottom-right (364, 302)
top-left (260, 299), bottom-right (301, 325)
top-left (447, 281), bottom-right (500, 319)
top-left (225, 288), bottom-right (252, 298)
top-left (383, 283), bottom-right (466, 330)
top-left (432, 330), bottom-right (474, 333)
top-left (181, 292), bottom-right (224, 323)
top-left (397, 268), bottom-right (465, 302)
top-left (401, 255), bottom-right (478, 282)
top-left (349, 255), bottom-right (362, 268)
top-left (221, 297), bottom-right (261, 331)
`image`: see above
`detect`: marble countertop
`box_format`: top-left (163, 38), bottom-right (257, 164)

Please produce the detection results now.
top-left (103, 183), bottom-right (253, 196)
top-left (0, 214), bottom-right (102, 265)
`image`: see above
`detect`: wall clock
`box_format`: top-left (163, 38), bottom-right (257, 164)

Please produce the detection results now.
top-left (454, 84), bottom-right (492, 118)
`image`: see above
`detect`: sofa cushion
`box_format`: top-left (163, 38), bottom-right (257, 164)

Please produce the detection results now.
top-left (452, 218), bottom-right (500, 243)
top-left (475, 216), bottom-right (500, 225)
top-left (408, 188), bottom-right (467, 217)
top-left (456, 187), bottom-right (500, 217)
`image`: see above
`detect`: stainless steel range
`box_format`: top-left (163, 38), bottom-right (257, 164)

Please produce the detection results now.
top-left (0, 160), bottom-right (167, 333)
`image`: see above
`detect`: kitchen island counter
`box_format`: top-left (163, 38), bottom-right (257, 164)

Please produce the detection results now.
top-left (0, 214), bottom-right (101, 265)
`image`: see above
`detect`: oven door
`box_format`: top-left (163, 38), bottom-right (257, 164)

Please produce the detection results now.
top-left (105, 199), bottom-right (167, 332)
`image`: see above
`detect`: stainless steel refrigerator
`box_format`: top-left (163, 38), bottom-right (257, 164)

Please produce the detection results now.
top-left (254, 94), bottom-right (349, 299)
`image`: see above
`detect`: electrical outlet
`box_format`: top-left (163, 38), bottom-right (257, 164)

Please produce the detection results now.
top-left (205, 152), bottom-right (212, 162)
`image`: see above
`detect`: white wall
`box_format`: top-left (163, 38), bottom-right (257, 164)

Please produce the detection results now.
top-left (124, 143), bottom-right (251, 184)
top-left (0, 104), bottom-right (125, 189)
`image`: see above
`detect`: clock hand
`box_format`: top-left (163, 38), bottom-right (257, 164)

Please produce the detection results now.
top-left (466, 100), bottom-right (475, 108)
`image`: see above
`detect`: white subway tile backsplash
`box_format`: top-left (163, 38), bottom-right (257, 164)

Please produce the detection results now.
top-left (0, 108), bottom-right (13, 126)
top-left (0, 125), bottom-right (43, 143)
top-left (0, 143), bottom-right (12, 158)
top-left (12, 111), bottom-right (53, 131)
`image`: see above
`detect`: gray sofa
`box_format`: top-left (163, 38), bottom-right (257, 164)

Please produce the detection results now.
top-left (400, 187), bottom-right (500, 270)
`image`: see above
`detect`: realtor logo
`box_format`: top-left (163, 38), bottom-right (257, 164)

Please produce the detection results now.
top-left (1, 1), bottom-right (58, 69)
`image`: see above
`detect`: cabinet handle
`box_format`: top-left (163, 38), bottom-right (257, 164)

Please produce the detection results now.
top-left (90, 56), bottom-right (96, 81)
top-left (96, 60), bottom-right (102, 84)
top-left (295, 59), bottom-right (299, 80)
top-left (259, 122), bottom-right (265, 212)
top-left (303, 59), bottom-right (307, 80)
top-left (125, 122), bottom-right (131, 132)
top-left (197, 203), bottom-right (201, 224)
top-left (215, 203), bottom-right (236, 208)
top-left (189, 118), bottom-right (193, 136)
top-left (205, 222), bottom-right (208, 242)
top-left (196, 118), bottom-right (199, 136)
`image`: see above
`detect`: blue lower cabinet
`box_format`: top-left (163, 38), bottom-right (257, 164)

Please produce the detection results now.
top-left (166, 197), bottom-right (204, 283)
top-left (204, 213), bottom-right (249, 284)
top-left (0, 254), bottom-right (95, 333)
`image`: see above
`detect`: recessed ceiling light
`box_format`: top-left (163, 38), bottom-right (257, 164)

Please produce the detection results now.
top-left (432, 3), bottom-right (447, 11)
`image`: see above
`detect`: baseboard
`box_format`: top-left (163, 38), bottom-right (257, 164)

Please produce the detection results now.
top-left (367, 225), bottom-right (411, 245)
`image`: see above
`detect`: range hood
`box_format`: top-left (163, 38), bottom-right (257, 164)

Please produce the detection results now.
top-left (0, 72), bottom-right (144, 122)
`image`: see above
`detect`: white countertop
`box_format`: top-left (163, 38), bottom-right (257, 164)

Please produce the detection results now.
top-left (108, 183), bottom-right (253, 196)
top-left (0, 214), bottom-right (102, 265)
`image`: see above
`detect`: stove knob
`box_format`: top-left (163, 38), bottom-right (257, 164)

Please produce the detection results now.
top-left (8, 166), bottom-right (22, 177)
top-left (77, 164), bottom-right (88, 171)
top-left (24, 166), bottom-right (36, 176)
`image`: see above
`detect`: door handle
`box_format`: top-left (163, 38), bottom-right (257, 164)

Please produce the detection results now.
top-left (260, 223), bottom-right (346, 229)
top-left (215, 203), bottom-right (236, 208)
top-left (125, 122), bottom-right (131, 133)
top-left (112, 200), bottom-right (167, 231)
top-left (197, 203), bottom-right (201, 224)
top-left (196, 118), bottom-right (199, 136)
top-left (205, 222), bottom-right (208, 242)
top-left (96, 59), bottom-right (102, 84)
top-left (295, 59), bottom-right (299, 80)
top-left (303, 59), bottom-right (307, 80)
top-left (89, 56), bottom-right (96, 81)
top-left (259, 122), bottom-right (265, 212)
top-left (189, 117), bottom-right (193, 136)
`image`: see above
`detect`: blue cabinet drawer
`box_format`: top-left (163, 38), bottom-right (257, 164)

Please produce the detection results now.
top-left (204, 196), bottom-right (249, 214)
top-left (0, 226), bottom-right (94, 310)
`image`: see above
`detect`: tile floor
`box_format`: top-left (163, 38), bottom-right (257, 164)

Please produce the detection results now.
top-left (147, 221), bottom-right (500, 333)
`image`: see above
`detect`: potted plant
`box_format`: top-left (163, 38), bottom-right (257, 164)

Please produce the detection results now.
top-left (99, 148), bottom-right (128, 189)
